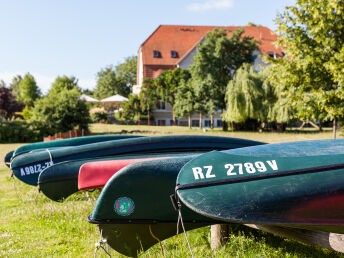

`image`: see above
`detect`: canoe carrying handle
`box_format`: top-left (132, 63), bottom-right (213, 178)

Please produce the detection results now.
top-left (46, 149), bottom-right (53, 163)
top-left (176, 162), bottom-right (344, 191)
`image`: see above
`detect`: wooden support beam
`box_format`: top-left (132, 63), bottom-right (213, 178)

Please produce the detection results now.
top-left (245, 224), bottom-right (344, 253)
top-left (211, 224), bottom-right (231, 250)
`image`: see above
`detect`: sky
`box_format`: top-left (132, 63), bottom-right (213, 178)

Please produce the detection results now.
top-left (0, 0), bottom-right (294, 93)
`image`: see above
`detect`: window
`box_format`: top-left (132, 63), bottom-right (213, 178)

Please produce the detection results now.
top-left (192, 120), bottom-right (200, 127)
top-left (171, 50), bottom-right (178, 58)
top-left (157, 120), bottom-right (166, 126)
top-left (268, 52), bottom-right (275, 58)
top-left (156, 100), bottom-right (166, 110)
top-left (204, 120), bottom-right (211, 127)
top-left (217, 120), bottom-right (223, 127)
top-left (153, 50), bottom-right (161, 58)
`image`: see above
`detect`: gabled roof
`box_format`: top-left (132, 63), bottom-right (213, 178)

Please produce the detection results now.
top-left (140, 25), bottom-right (282, 66)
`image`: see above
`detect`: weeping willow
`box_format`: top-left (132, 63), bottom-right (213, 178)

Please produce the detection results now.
top-left (223, 63), bottom-right (265, 123)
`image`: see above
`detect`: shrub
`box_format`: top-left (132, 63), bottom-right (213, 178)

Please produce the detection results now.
top-left (0, 121), bottom-right (43, 143)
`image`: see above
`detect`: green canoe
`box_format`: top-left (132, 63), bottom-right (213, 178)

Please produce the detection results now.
top-left (12, 134), bottom-right (142, 158)
top-left (176, 139), bottom-right (344, 234)
top-left (4, 150), bottom-right (14, 167)
top-left (11, 135), bottom-right (262, 186)
top-left (88, 138), bottom-right (264, 256)
top-left (38, 153), bottom-right (194, 202)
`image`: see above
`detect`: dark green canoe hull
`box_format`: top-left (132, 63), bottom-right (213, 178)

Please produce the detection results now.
top-left (4, 150), bottom-right (14, 167)
top-left (12, 135), bottom-right (142, 158)
top-left (177, 139), bottom-right (344, 234)
top-left (11, 135), bottom-right (263, 186)
top-left (89, 157), bottom-right (227, 256)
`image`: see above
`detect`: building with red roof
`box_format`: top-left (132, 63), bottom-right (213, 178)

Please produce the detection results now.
top-left (133, 25), bottom-right (282, 126)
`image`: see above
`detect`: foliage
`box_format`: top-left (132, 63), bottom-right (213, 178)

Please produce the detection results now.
top-left (48, 75), bottom-right (80, 95)
top-left (18, 73), bottom-right (41, 107)
top-left (139, 78), bottom-right (158, 113)
top-left (223, 64), bottom-right (265, 123)
top-left (30, 88), bottom-right (89, 135)
top-left (0, 81), bottom-right (24, 119)
top-left (21, 105), bottom-right (32, 120)
top-left (9, 74), bottom-right (22, 100)
top-left (94, 56), bottom-right (137, 99)
top-left (155, 68), bottom-right (191, 124)
top-left (90, 110), bottom-right (108, 123)
top-left (0, 121), bottom-right (42, 142)
top-left (269, 0), bottom-right (344, 128)
top-left (174, 79), bottom-right (197, 119)
top-left (189, 28), bottom-right (258, 130)
top-left (115, 56), bottom-right (137, 96)
top-left (120, 94), bottom-right (141, 121)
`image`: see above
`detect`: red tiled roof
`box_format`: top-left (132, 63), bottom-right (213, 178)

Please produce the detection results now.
top-left (140, 25), bottom-right (282, 66)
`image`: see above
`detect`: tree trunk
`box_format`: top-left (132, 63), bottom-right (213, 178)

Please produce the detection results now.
top-left (210, 115), bottom-right (214, 129)
top-left (148, 110), bottom-right (150, 126)
top-left (138, 112), bottom-right (141, 125)
top-left (188, 115), bottom-right (191, 129)
top-left (298, 121), bottom-right (306, 130)
top-left (231, 121), bottom-right (234, 132)
top-left (199, 113), bottom-right (203, 129)
top-left (245, 224), bottom-right (344, 253)
top-left (172, 111), bottom-right (176, 126)
top-left (333, 117), bottom-right (337, 139)
top-left (222, 121), bottom-right (228, 131)
top-left (211, 224), bottom-right (231, 250)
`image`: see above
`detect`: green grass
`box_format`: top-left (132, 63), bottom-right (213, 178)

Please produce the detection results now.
top-left (0, 124), bottom-right (343, 257)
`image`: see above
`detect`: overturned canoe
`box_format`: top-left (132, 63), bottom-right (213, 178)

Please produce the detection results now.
top-left (4, 150), bottom-right (14, 167)
top-left (176, 139), bottom-right (344, 234)
top-left (78, 157), bottom-right (168, 191)
top-left (12, 135), bottom-right (262, 186)
top-left (12, 134), bottom-right (142, 158)
top-left (88, 137), bottom-right (263, 256)
top-left (88, 157), bottom-right (214, 257)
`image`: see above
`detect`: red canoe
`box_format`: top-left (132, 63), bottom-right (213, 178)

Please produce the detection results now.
top-left (78, 157), bottom-right (168, 190)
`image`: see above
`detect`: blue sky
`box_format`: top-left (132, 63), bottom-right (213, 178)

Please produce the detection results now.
top-left (0, 0), bottom-right (294, 93)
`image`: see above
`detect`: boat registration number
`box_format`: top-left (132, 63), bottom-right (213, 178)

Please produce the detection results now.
top-left (20, 161), bottom-right (54, 176)
top-left (192, 160), bottom-right (278, 180)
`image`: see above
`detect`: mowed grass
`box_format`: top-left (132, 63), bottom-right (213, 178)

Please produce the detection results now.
top-left (0, 124), bottom-right (343, 257)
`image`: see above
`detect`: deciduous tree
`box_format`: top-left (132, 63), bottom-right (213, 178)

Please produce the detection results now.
top-left (189, 28), bottom-right (258, 130)
top-left (269, 0), bottom-right (344, 138)
top-left (18, 73), bottom-right (41, 107)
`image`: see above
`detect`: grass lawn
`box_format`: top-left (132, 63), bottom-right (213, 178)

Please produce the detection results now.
top-left (0, 124), bottom-right (343, 257)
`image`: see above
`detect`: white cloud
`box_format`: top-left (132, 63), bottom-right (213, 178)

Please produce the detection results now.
top-left (0, 72), bottom-right (95, 94)
top-left (187, 0), bottom-right (234, 12)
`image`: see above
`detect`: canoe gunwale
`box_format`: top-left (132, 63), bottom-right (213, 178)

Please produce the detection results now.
top-left (176, 162), bottom-right (344, 191)
top-left (87, 215), bottom-right (220, 225)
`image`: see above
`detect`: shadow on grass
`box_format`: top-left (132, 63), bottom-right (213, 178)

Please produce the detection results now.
top-left (231, 224), bottom-right (344, 257)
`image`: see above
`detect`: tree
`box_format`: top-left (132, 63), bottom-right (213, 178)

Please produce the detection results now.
top-left (269, 0), bottom-right (344, 138)
top-left (94, 56), bottom-right (137, 99)
top-left (174, 79), bottom-right (197, 128)
top-left (120, 94), bottom-right (141, 123)
top-left (223, 64), bottom-right (265, 124)
top-left (155, 68), bottom-right (191, 125)
top-left (9, 75), bottom-right (22, 100)
top-left (115, 56), bottom-right (137, 97)
top-left (189, 28), bottom-right (258, 130)
top-left (49, 76), bottom-right (80, 95)
top-left (30, 88), bottom-right (89, 135)
top-left (18, 73), bottom-right (41, 107)
top-left (0, 81), bottom-right (24, 119)
top-left (139, 78), bottom-right (159, 126)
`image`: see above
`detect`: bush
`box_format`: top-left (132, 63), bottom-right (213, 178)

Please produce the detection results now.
top-left (0, 121), bottom-right (43, 143)
top-left (30, 88), bottom-right (90, 135)
top-left (91, 111), bottom-right (108, 123)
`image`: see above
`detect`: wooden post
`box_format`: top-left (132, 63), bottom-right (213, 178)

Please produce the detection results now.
top-left (333, 117), bottom-right (337, 139)
top-left (211, 224), bottom-right (231, 250)
top-left (199, 113), bottom-right (203, 129)
top-left (245, 224), bottom-right (344, 253)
